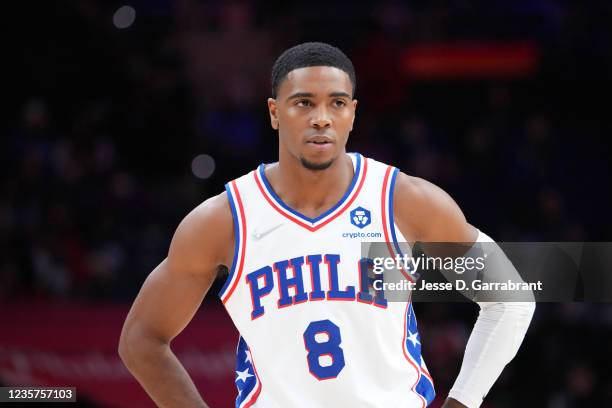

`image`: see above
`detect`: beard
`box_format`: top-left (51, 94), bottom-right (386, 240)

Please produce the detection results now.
top-left (300, 156), bottom-right (335, 171)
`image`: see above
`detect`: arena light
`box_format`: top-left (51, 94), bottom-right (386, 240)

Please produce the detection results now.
top-left (113, 5), bottom-right (136, 29)
top-left (401, 42), bottom-right (539, 79)
top-left (191, 154), bottom-right (216, 179)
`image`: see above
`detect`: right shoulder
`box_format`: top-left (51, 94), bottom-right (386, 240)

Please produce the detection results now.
top-left (184, 191), bottom-right (233, 232)
top-left (167, 191), bottom-right (234, 279)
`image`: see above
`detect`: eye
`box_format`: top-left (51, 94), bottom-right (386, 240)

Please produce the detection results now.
top-left (296, 99), bottom-right (312, 107)
top-left (333, 99), bottom-right (347, 108)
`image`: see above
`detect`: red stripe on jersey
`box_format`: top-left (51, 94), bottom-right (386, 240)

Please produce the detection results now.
top-left (222, 181), bottom-right (247, 304)
top-left (421, 365), bottom-right (434, 384)
top-left (254, 159), bottom-right (368, 232)
top-left (381, 166), bottom-right (414, 282)
top-left (381, 166), bottom-right (395, 257)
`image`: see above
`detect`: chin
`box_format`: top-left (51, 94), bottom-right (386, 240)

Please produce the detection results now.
top-left (300, 156), bottom-right (335, 171)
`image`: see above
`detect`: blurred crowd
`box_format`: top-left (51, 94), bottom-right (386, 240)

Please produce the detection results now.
top-left (3, 1), bottom-right (612, 406)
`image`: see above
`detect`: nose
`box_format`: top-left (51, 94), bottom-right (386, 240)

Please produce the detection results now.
top-left (310, 105), bottom-right (332, 129)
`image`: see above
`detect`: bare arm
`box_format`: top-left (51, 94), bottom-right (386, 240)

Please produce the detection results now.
top-left (118, 192), bottom-right (234, 408)
top-left (392, 173), bottom-right (477, 244)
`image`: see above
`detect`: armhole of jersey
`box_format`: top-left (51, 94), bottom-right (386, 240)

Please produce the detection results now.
top-left (382, 166), bottom-right (406, 258)
top-left (382, 166), bottom-right (415, 281)
top-left (387, 167), bottom-right (403, 256)
top-left (218, 181), bottom-right (246, 304)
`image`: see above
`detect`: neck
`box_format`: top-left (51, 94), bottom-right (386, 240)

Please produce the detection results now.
top-left (266, 150), bottom-right (354, 219)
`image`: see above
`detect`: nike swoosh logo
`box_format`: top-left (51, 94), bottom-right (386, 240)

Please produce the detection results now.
top-left (252, 223), bottom-right (283, 240)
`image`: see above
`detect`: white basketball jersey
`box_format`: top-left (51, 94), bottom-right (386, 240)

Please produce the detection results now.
top-left (218, 153), bottom-right (435, 407)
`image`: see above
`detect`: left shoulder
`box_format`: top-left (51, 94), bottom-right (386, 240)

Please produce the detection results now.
top-left (392, 171), bottom-right (477, 242)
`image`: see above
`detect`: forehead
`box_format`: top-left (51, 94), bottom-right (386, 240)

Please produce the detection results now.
top-left (278, 66), bottom-right (352, 97)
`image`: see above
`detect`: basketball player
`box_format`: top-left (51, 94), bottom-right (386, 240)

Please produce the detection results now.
top-left (119, 43), bottom-right (535, 407)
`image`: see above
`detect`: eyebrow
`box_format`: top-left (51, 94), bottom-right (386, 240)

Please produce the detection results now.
top-left (286, 91), bottom-right (352, 101)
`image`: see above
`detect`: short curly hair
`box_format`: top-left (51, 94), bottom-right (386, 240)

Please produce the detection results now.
top-left (271, 42), bottom-right (356, 98)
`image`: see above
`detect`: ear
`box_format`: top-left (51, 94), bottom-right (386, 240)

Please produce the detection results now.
top-left (350, 99), bottom-right (358, 131)
top-left (267, 98), bottom-right (279, 130)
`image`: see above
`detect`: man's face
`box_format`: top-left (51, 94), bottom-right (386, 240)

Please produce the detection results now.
top-left (268, 66), bottom-right (357, 171)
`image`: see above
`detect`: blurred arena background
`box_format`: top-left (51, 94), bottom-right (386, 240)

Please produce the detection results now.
top-left (2, 1), bottom-right (612, 407)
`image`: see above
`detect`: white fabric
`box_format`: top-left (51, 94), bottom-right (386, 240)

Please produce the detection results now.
top-left (222, 155), bottom-right (433, 407)
top-left (448, 231), bottom-right (535, 407)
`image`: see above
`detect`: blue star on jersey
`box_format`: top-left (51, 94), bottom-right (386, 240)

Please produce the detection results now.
top-left (234, 336), bottom-right (259, 408)
top-left (405, 304), bottom-right (435, 405)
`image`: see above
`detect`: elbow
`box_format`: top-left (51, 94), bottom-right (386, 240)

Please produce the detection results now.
top-left (118, 324), bottom-right (140, 370)
top-left (508, 301), bottom-right (537, 323)
top-left (118, 328), bottom-right (132, 367)
top-left (526, 300), bottom-right (536, 315)
top-left (525, 301), bottom-right (536, 324)
top-left (118, 324), bottom-right (169, 370)
top-left (511, 300), bottom-right (536, 320)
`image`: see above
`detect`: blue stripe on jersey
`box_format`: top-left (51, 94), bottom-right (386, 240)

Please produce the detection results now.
top-left (258, 153), bottom-right (362, 224)
top-left (235, 336), bottom-right (258, 408)
top-left (388, 167), bottom-right (419, 278)
top-left (218, 183), bottom-right (241, 299)
top-left (388, 167), bottom-right (403, 257)
top-left (416, 372), bottom-right (436, 406)
top-left (405, 304), bottom-right (435, 405)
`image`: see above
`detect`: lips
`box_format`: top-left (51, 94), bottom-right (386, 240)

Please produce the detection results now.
top-left (306, 135), bottom-right (334, 145)
top-left (305, 135), bottom-right (334, 153)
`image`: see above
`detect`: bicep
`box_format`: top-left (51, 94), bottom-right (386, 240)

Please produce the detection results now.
top-left (124, 257), bottom-right (215, 343)
top-left (394, 172), bottom-right (477, 243)
top-left (122, 193), bottom-right (233, 344)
